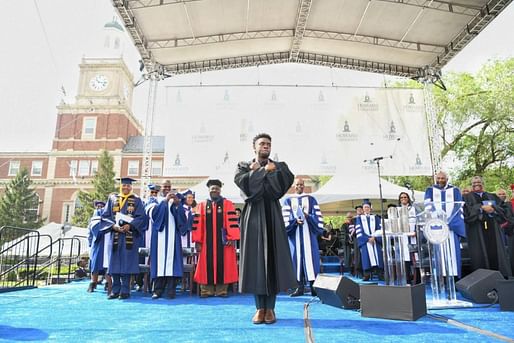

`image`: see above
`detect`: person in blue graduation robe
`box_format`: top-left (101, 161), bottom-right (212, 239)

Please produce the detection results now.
top-left (87, 200), bottom-right (113, 293)
top-left (355, 203), bottom-right (384, 281)
top-left (149, 188), bottom-right (188, 299)
top-left (424, 171), bottom-right (466, 278)
top-left (101, 178), bottom-right (147, 299)
top-left (282, 178), bottom-right (324, 296)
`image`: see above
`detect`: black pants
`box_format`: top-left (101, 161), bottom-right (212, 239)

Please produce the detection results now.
top-left (254, 294), bottom-right (276, 310)
top-left (153, 276), bottom-right (176, 294)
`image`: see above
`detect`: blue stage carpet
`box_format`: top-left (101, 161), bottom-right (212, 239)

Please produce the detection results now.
top-left (1, 280), bottom-right (513, 342)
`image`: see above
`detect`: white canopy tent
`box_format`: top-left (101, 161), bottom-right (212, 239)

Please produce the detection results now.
top-left (314, 171), bottom-right (425, 215)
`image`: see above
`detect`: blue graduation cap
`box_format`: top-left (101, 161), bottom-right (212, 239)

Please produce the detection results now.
top-left (148, 184), bottom-right (161, 191)
top-left (362, 199), bottom-right (372, 207)
top-left (182, 189), bottom-right (195, 198)
top-left (93, 200), bottom-right (105, 207)
top-left (117, 177), bottom-right (137, 185)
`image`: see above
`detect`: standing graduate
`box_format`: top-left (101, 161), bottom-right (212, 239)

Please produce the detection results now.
top-left (424, 171), bottom-right (466, 277)
top-left (463, 176), bottom-right (512, 278)
top-left (101, 177), bottom-right (147, 299)
top-left (192, 179), bottom-right (240, 298)
top-left (355, 202), bottom-right (384, 281)
top-left (235, 133), bottom-right (296, 325)
top-left (149, 184), bottom-right (188, 299)
top-left (282, 178), bottom-right (324, 296)
top-left (87, 200), bottom-right (112, 293)
top-left (181, 190), bottom-right (196, 250)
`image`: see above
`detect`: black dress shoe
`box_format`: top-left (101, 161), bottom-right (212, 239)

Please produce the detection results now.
top-left (167, 289), bottom-right (176, 299)
top-left (119, 293), bottom-right (130, 299)
top-left (290, 288), bottom-right (304, 297)
top-left (87, 282), bottom-right (96, 293)
top-left (362, 275), bottom-right (371, 281)
top-left (108, 293), bottom-right (119, 300)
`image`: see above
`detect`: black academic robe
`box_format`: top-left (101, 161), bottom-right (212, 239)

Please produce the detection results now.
top-left (234, 160), bottom-right (296, 295)
top-left (463, 192), bottom-right (512, 278)
top-left (498, 199), bottom-right (514, 275)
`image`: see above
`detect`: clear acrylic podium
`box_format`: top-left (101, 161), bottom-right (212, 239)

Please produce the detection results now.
top-left (416, 201), bottom-right (472, 309)
top-left (381, 207), bottom-right (411, 286)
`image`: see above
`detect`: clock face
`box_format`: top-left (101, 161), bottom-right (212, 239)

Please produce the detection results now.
top-left (89, 74), bottom-right (109, 91)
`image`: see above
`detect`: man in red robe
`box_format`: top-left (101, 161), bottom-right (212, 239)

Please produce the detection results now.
top-left (193, 179), bottom-right (240, 297)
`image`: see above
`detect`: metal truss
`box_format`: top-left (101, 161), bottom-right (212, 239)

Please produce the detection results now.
top-left (147, 29), bottom-right (445, 53)
top-left (289, 0), bottom-right (313, 62)
top-left (375, 0), bottom-right (481, 16)
top-left (147, 30), bottom-right (294, 49)
top-left (126, 0), bottom-right (204, 9)
top-left (423, 83), bottom-right (441, 176)
top-left (112, 0), bottom-right (152, 65)
top-left (161, 51), bottom-right (420, 77)
top-left (432, 0), bottom-right (512, 68)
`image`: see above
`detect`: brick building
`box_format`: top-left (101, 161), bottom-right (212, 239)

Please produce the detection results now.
top-left (0, 20), bottom-right (202, 226)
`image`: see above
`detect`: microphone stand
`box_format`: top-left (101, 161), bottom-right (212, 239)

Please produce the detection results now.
top-left (364, 155), bottom-right (392, 284)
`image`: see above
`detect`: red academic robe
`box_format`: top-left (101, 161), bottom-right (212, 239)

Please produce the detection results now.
top-left (193, 198), bottom-right (240, 285)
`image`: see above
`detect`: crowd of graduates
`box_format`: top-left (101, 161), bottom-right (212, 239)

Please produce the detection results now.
top-left (84, 171), bottom-right (514, 304)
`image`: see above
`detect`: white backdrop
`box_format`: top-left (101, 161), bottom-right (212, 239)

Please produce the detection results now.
top-left (161, 86), bottom-right (432, 177)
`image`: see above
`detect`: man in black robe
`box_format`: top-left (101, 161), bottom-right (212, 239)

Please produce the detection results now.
top-left (496, 188), bottom-right (514, 275)
top-left (463, 176), bottom-right (512, 278)
top-left (235, 133), bottom-right (296, 325)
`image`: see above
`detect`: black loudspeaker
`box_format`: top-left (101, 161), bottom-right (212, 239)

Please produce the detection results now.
top-left (496, 279), bottom-right (514, 311)
top-left (456, 269), bottom-right (504, 303)
top-left (360, 283), bottom-right (426, 321)
top-left (313, 274), bottom-right (360, 309)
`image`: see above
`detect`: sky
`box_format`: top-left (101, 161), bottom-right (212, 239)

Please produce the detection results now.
top-left (0, 0), bottom-right (512, 153)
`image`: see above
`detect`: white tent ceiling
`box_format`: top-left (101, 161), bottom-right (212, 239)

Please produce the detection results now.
top-left (314, 172), bottom-right (425, 215)
top-left (113, 0), bottom-right (511, 77)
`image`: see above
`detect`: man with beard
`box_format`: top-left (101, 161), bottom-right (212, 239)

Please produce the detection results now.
top-left (424, 171), bottom-right (466, 278)
top-left (463, 176), bottom-right (512, 277)
top-left (193, 179), bottom-right (240, 298)
top-left (235, 133), bottom-right (296, 325)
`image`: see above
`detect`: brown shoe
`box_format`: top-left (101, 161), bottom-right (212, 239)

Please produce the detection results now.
top-left (252, 309), bottom-right (265, 324)
top-left (264, 309), bottom-right (276, 324)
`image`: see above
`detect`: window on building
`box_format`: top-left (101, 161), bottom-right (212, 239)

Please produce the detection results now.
top-left (128, 160), bottom-right (139, 176)
top-left (31, 160), bottom-right (43, 176)
top-left (69, 160), bottom-right (78, 177)
top-left (114, 37), bottom-right (120, 49)
top-left (62, 203), bottom-right (72, 223)
top-left (82, 117), bottom-right (97, 139)
top-left (91, 160), bottom-right (98, 175)
top-left (24, 193), bottom-right (40, 223)
top-left (8, 160), bottom-right (20, 176)
top-left (151, 160), bottom-right (163, 176)
top-left (78, 160), bottom-right (90, 176)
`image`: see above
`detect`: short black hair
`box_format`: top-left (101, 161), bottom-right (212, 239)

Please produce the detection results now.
top-left (252, 133), bottom-right (272, 146)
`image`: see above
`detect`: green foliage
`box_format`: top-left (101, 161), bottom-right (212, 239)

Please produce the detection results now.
top-left (0, 168), bottom-right (44, 229)
top-left (71, 150), bottom-right (116, 227)
top-left (384, 176), bottom-right (433, 193)
top-left (391, 58), bottom-right (513, 190)
top-left (433, 58), bottom-right (513, 179)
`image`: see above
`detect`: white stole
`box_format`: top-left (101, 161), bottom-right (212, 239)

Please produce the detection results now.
top-left (157, 202), bottom-right (177, 277)
top-left (360, 215), bottom-right (379, 267)
top-left (291, 195), bottom-right (316, 281)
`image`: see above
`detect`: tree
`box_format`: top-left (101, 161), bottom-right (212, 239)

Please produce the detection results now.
top-left (390, 58), bottom-right (513, 192)
top-left (433, 58), bottom-right (513, 183)
top-left (72, 150), bottom-right (116, 227)
top-left (0, 168), bottom-right (44, 229)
